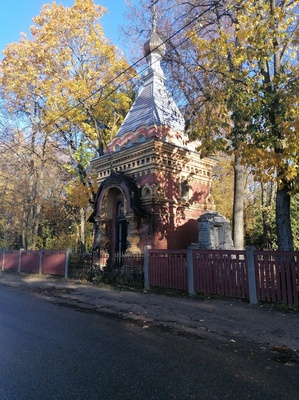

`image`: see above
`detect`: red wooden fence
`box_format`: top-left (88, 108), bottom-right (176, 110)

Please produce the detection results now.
top-left (192, 250), bottom-right (248, 299)
top-left (2, 251), bottom-right (20, 271)
top-left (147, 248), bottom-right (299, 305)
top-left (254, 251), bottom-right (299, 306)
top-left (19, 251), bottom-right (40, 273)
top-left (148, 250), bottom-right (188, 290)
top-left (1, 250), bottom-right (68, 277)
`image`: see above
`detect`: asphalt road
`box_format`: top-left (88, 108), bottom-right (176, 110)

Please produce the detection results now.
top-left (0, 284), bottom-right (298, 400)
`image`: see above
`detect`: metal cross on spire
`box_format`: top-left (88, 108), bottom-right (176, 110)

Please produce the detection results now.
top-left (150, 0), bottom-right (158, 32)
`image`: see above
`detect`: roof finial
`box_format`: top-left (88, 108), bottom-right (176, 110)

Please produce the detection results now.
top-left (150, 0), bottom-right (158, 32)
top-left (144, 0), bottom-right (165, 59)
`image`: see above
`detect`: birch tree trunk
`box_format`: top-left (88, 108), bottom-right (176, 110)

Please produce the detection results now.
top-left (232, 154), bottom-right (245, 249)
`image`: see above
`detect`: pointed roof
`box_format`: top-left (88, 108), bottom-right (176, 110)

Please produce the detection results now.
top-left (116, 72), bottom-right (185, 137)
top-left (106, 27), bottom-right (189, 153)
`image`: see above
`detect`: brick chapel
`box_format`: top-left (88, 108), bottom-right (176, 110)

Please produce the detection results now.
top-left (90, 25), bottom-right (217, 259)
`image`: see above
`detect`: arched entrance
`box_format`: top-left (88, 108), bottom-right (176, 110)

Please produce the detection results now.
top-left (92, 171), bottom-right (148, 267)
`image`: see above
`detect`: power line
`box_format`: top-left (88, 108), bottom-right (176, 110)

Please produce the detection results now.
top-left (0, 1), bottom-right (220, 156)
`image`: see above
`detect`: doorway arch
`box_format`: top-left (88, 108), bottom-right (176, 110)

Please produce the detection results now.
top-left (93, 171), bottom-right (148, 263)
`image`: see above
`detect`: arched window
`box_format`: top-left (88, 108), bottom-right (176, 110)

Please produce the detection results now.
top-left (142, 186), bottom-right (152, 198)
top-left (138, 135), bottom-right (146, 143)
top-left (181, 180), bottom-right (189, 200)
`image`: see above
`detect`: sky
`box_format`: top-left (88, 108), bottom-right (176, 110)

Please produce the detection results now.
top-left (0, 0), bottom-right (128, 58)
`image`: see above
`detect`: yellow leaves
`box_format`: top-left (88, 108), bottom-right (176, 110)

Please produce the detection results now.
top-left (81, 122), bottom-right (96, 139)
top-left (65, 179), bottom-right (91, 208)
top-left (240, 133), bottom-right (299, 186)
top-left (0, 0), bottom-right (134, 150)
top-left (285, 164), bottom-right (298, 182)
top-left (235, 29), bottom-right (248, 42)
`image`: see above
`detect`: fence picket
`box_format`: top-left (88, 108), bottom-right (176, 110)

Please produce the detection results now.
top-left (281, 260), bottom-right (287, 304)
top-left (290, 260), bottom-right (298, 306)
top-left (285, 257), bottom-right (292, 305)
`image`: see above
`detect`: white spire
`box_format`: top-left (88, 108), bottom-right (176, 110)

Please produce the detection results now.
top-left (113, 4), bottom-right (186, 143)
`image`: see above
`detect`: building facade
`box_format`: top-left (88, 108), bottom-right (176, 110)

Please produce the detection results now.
top-left (90, 27), bottom-right (217, 260)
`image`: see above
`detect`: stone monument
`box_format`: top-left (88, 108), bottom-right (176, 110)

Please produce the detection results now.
top-left (197, 211), bottom-right (234, 250)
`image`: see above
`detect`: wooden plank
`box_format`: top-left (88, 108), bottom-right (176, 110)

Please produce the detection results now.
top-left (275, 258), bottom-right (282, 303)
top-left (254, 254), bottom-right (261, 301)
top-left (290, 260), bottom-right (298, 306)
top-left (285, 256), bottom-right (293, 305)
top-left (260, 256), bottom-right (266, 301)
top-left (269, 259), bottom-right (276, 303)
top-left (280, 260), bottom-right (287, 304)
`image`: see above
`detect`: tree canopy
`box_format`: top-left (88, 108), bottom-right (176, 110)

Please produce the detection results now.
top-left (0, 0), bottom-right (135, 250)
top-left (1, 0), bottom-right (299, 251)
top-left (124, 0), bottom-right (299, 250)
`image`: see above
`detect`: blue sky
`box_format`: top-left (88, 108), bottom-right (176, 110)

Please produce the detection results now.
top-left (0, 0), bottom-right (127, 58)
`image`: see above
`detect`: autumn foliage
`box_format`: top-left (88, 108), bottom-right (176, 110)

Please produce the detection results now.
top-left (0, 0), bottom-right (134, 250)
top-left (0, 0), bottom-right (299, 251)
top-left (125, 0), bottom-right (299, 250)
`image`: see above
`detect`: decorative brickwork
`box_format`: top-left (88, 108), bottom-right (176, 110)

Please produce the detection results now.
top-left (90, 28), bottom-right (217, 262)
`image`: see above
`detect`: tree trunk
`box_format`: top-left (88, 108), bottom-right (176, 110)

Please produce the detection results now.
top-left (79, 207), bottom-right (86, 254)
top-left (26, 162), bottom-right (43, 250)
top-left (22, 209), bottom-right (27, 249)
top-left (276, 186), bottom-right (294, 250)
top-left (31, 202), bottom-right (42, 250)
top-left (261, 181), bottom-right (275, 249)
top-left (232, 154), bottom-right (245, 249)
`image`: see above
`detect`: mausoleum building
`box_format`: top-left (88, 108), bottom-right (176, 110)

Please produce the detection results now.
top-left (90, 27), bottom-right (217, 259)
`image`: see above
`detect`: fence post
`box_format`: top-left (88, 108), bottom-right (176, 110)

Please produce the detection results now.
top-left (65, 248), bottom-right (71, 279)
top-left (144, 245), bottom-right (151, 290)
top-left (39, 248), bottom-right (43, 275)
top-left (1, 251), bottom-right (5, 271)
top-left (188, 246), bottom-right (195, 295)
top-left (18, 249), bottom-right (23, 272)
top-left (246, 246), bottom-right (258, 305)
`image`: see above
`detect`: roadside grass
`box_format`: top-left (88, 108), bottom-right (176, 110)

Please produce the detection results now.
top-left (259, 302), bottom-right (299, 314)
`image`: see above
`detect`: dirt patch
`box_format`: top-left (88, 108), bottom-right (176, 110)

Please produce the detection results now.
top-left (28, 286), bottom-right (78, 296)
